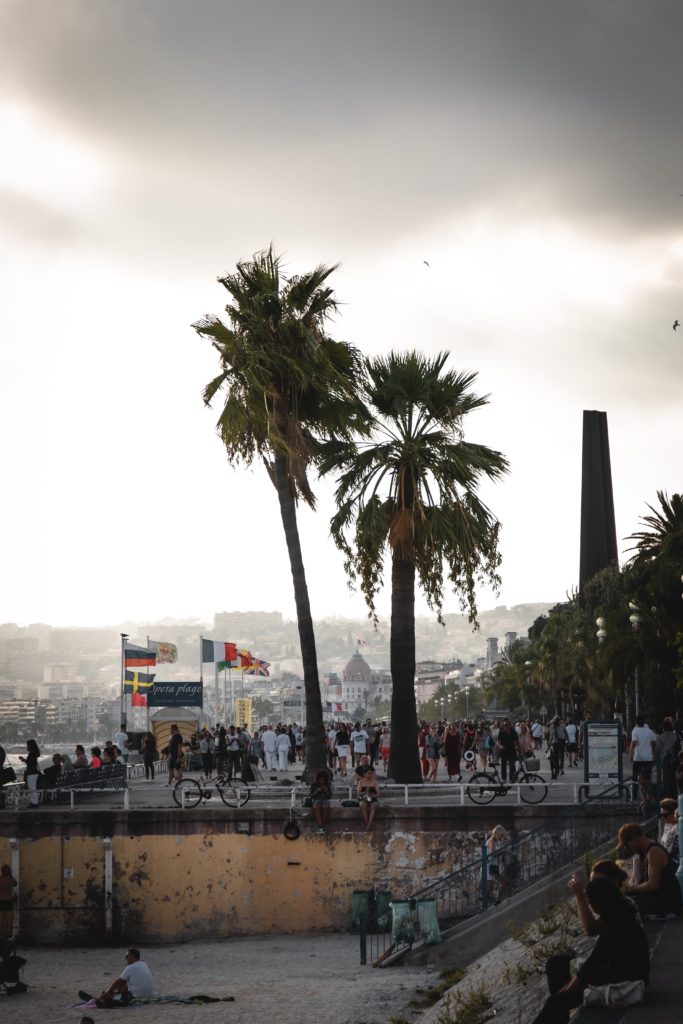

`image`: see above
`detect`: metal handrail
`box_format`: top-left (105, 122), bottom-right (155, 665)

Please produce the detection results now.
top-left (359, 779), bottom-right (638, 965)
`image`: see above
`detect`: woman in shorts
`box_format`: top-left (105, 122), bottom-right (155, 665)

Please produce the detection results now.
top-left (379, 727), bottom-right (391, 774)
top-left (310, 769), bottom-right (332, 834)
top-left (335, 725), bottom-right (351, 777)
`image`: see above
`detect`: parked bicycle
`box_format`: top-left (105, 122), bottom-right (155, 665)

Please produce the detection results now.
top-left (173, 769), bottom-right (251, 808)
top-left (466, 757), bottom-right (548, 804)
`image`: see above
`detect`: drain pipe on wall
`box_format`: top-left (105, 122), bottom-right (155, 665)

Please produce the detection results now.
top-left (103, 837), bottom-right (113, 939)
top-left (9, 837), bottom-right (19, 938)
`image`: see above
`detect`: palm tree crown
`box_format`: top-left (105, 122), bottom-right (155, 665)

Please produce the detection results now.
top-left (195, 246), bottom-right (363, 502)
top-left (324, 350), bottom-right (509, 625)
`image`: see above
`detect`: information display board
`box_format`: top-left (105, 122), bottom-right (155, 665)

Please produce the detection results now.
top-left (583, 720), bottom-right (623, 787)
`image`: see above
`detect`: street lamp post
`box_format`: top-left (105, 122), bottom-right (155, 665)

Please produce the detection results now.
top-left (524, 661), bottom-right (532, 720)
top-left (464, 685), bottom-right (470, 721)
top-left (628, 603), bottom-right (643, 718)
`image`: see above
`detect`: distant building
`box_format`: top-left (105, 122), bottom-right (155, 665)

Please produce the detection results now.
top-left (486, 637), bottom-right (499, 670)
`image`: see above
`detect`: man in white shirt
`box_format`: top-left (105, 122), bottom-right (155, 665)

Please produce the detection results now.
top-left (531, 720), bottom-right (543, 749)
top-left (114, 725), bottom-right (129, 764)
top-left (275, 728), bottom-right (291, 771)
top-left (79, 948), bottom-right (155, 1007)
top-left (262, 725), bottom-right (277, 771)
top-left (630, 715), bottom-right (657, 786)
top-left (564, 720), bottom-right (579, 767)
top-left (350, 722), bottom-right (369, 766)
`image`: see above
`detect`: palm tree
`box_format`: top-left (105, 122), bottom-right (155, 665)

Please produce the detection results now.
top-left (627, 491), bottom-right (683, 564)
top-left (193, 247), bottom-right (363, 777)
top-left (321, 351), bottom-right (508, 783)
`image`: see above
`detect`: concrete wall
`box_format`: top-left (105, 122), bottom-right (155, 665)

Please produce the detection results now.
top-left (0, 828), bottom-right (479, 945)
top-left (0, 804), bottom-right (632, 946)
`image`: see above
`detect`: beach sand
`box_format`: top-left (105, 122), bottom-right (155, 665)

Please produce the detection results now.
top-left (9, 933), bottom-right (437, 1024)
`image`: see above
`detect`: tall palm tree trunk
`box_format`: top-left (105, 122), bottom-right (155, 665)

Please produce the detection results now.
top-left (388, 551), bottom-right (422, 783)
top-left (273, 451), bottom-right (326, 779)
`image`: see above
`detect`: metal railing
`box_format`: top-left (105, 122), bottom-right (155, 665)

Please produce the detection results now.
top-left (359, 780), bottom-right (638, 965)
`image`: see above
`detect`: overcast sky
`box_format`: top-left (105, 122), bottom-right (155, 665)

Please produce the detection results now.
top-left (1, 0), bottom-right (681, 630)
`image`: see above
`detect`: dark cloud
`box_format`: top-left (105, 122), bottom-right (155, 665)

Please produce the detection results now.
top-left (2, 0), bottom-right (682, 246)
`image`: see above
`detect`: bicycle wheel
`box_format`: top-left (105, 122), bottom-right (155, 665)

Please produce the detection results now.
top-left (518, 773), bottom-right (548, 804)
top-left (173, 778), bottom-right (202, 808)
top-left (219, 779), bottom-right (251, 808)
top-left (467, 772), bottom-right (497, 805)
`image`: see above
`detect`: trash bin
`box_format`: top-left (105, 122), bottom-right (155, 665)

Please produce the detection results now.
top-left (351, 889), bottom-right (370, 929)
top-left (390, 900), bottom-right (415, 945)
top-left (417, 898), bottom-right (441, 945)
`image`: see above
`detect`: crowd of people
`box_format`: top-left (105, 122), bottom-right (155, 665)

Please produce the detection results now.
top-left (2, 709), bottom-right (683, 822)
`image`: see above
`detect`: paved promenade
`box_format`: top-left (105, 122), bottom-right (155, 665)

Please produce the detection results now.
top-left (6, 753), bottom-right (629, 812)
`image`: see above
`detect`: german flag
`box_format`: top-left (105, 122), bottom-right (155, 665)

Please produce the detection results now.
top-left (124, 643), bottom-right (156, 668)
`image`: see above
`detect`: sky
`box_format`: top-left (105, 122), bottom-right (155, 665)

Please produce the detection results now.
top-left (1, 0), bottom-right (681, 630)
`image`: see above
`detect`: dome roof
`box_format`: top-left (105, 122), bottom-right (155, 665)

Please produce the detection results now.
top-left (342, 650), bottom-right (372, 682)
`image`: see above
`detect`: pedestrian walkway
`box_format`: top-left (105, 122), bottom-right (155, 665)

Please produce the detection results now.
top-left (621, 918), bottom-right (683, 1022)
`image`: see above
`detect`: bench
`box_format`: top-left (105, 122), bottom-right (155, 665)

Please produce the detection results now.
top-left (1, 763), bottom-right (127, 807)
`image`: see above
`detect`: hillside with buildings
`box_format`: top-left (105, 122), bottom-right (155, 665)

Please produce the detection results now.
top-left (0, 603), bottom-right (553, 737)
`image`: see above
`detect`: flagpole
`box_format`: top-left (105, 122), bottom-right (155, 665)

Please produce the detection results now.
top-left (214, 663), bottom-right (219, 726)
top-left (120, 633), bottom-right (129, 730)
top-left (199, 635), bottom-right (204, 724)
top-left (230, 667), bottom-right (235, 726)
top-left (146, 635), bottom-right (151, 734)
top-left (223, 666), bottom-right (227, 725)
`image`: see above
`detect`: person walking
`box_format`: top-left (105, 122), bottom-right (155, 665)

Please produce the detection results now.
top-left (275, 727), bottom-right (291, 771)
top-left (142, 732), bottom-right (158, 782)
top-left (425, 725), bottom-right (441, 781)
top-left (335, 724), bottom-right (351, 777)
top-left (262, 725), bottom-right (277, 771)
top-left (630, 715), bottom-right (657, 788)
top-left (166, 724), bottom-right (183, 786)
top-left (496, 720), bottom-right (519, 783)
top-left (19, 739), bottom-right (41, 807)
top-left (442, 722), bottom-right (462, 780)
top-left (548, 717), bottom-right (567, 779)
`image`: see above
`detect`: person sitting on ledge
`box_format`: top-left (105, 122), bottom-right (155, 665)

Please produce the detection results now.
top-left (531, 877), bottom-right (649, 1024)
top-left (618, 822), bottom-right (683, 919)
top-left (355, 755), bottom-right (380, 831)
top-left (79, 947), bottom-right (155, 1007)
top-left (310, 769), bottom-right (332, 834)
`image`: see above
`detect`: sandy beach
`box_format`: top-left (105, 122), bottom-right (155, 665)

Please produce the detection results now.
top-left (8, 933), bottom-right (437, 1024)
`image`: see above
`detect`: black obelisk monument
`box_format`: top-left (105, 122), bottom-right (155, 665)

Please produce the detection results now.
top-left (579, 410), bottom-right (618, 593)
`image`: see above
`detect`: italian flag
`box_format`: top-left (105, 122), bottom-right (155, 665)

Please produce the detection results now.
top-left (201, 638), bottom-right (238, 663)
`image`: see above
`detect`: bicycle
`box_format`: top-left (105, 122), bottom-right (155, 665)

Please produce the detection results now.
top-left (173, 768), bottom-right (251, 809)
top-left (466, 757), bottom-right (548, 805)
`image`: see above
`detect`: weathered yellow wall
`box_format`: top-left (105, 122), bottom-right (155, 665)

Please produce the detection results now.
top-left (0, 830), bottom-right (476, 944)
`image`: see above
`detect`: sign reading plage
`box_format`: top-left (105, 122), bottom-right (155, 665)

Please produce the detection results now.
top-left (147, 681), bottom-right (203, 707)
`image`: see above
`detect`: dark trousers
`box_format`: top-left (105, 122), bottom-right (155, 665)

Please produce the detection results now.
top-left (227, 750), bottom-right (242, 780)
top-left (500, 751), bottom-right (515, 782)
top-left (144, 758), bottom-right (155, 780)
top-left (532, 955), bottom-right (584, 1024)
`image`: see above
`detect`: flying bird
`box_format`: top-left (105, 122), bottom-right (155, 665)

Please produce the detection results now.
top-left (673, 320), bottom-right (680, 330)
top-left (423, 260), bottom-right (430, 267)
